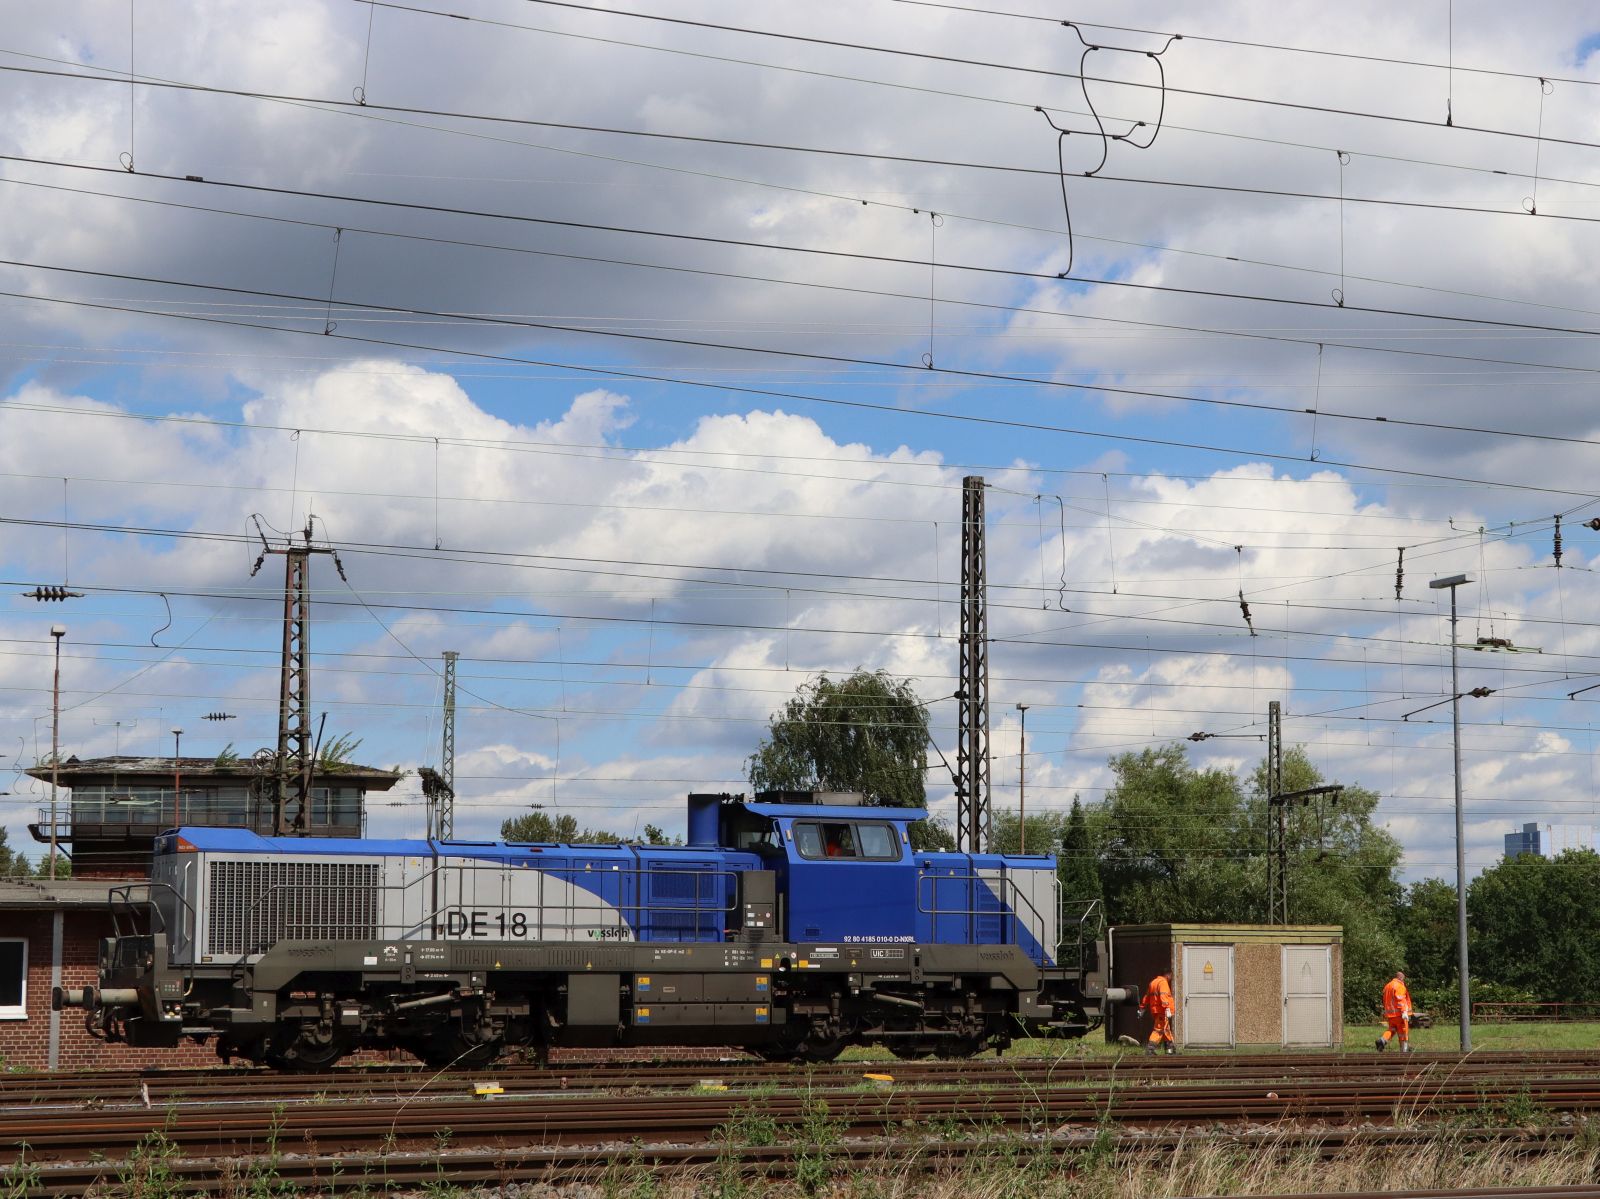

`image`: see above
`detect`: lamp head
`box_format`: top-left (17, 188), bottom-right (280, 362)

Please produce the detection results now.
top-left (1429, 574), bottom-right (1471, 590)
top-left (49, 625), bottom-right (65, 638)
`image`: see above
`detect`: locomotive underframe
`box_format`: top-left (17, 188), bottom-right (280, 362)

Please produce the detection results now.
top-left (77, 931), bottom-right (1108, 1067)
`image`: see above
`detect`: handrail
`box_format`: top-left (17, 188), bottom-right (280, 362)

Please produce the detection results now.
top-left (1053, 897), bottom-right (1102, 971)
top-left (106, 881), bottom-right (199, 993)
top-left (914, 870), bottom-right (1057, 963)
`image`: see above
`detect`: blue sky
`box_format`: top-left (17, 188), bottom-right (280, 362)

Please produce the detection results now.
top-left (3, 0), bottom-right (1600, 886)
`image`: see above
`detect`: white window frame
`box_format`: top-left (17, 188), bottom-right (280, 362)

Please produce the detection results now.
top-left (0, 938), bottom-right (27, 1020)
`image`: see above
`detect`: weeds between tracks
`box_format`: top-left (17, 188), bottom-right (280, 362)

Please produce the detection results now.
top-left (606, 1129), bottom-right (1600, 1199)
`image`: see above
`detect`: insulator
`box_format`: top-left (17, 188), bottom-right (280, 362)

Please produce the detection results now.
top-left (1394, 547), bottom-right (1405, 600)
top-left (1554, 514), bottom-right (1563, 568)
top-left (23, 585), bottom-right (84, 602)
top-left (201, 712), bottom-right (236, 721)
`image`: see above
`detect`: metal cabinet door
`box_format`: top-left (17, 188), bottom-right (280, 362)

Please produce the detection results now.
top-left (1282, 945), bottom-right (1332, 1046)
top-left (1181, 944), bottom-right (1234, 1048)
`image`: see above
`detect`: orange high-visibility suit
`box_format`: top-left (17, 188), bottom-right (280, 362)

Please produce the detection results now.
top-left (1144, 974), bottom-right (1175, 1049)
top-left (1380, 975), bottom-right (1411, 1049)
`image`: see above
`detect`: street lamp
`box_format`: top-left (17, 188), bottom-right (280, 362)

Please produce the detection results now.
top-left (1429, 573), bottom-right (1472, 1052)
top-left (172, 727), bottom-right (184, 828)
top-left (48, 625), bottom-right (65, 878)
top-left (1016, 703), bottom-right (1029, 854)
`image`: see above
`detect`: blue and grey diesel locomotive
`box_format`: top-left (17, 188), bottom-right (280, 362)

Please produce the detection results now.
top-left (58, 792), bottom-right (1124, 1068)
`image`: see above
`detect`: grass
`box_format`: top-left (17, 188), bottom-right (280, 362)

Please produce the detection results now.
top-left (575, 1131), bottom-right (1600, 1199)
top-left (1360, 1019), bottom-right (1600, 1052)
top-left (841, 1021), bottom-right (1600, 1063)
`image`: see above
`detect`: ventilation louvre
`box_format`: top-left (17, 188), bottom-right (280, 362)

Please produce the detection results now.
top-left (207, 859), bottom-right (380, 956)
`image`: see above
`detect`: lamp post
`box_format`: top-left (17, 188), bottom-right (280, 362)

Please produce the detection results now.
top-left (48, 625), bottom-right (65, 878)
top-left (172, 727), bottom-right (184, 829)
top-left (1016, 703), bottom-right (1029, 854)
top-left (1430, 572), bottom-right (1473, 1052)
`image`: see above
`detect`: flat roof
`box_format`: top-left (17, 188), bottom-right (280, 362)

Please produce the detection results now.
top-left (0, 879), bottom-right (128, 910)
top-left (25, 755), bottom-right (401, 790)
top-left (1113, 922), bottom-right (1343, 943)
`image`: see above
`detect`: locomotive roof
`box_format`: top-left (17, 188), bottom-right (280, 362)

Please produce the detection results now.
top-left (161, 827), bottom-right (738, 855)
top-left (739, 800), bottom-right (929, 822)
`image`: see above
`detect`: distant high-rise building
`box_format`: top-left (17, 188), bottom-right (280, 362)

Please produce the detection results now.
top-left (1504, 822), bottom-right (1543, 861)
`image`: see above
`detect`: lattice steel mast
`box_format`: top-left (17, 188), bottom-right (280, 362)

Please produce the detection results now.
top-left (250, 517), bottom-right (344, 835)
top-left (1266, 700), bottom-right (1285, 924)
top-left (956, 475), bottom-right (990, 853)
top-left (437, 650), bottom-right (458, 840)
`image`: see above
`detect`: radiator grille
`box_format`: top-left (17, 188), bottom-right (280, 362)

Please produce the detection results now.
top-left (206, 859), bottom-right (381, 956)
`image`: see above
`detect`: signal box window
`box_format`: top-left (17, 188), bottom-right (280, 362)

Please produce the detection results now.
top-left (0, 940), bottom-right (25, 1020)
top-left (794, 821), bottom-right (901, 862)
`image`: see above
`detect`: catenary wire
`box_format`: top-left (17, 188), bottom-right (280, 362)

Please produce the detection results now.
top-left (9, 250), bottom-right (1600, 469)
top-left (7, 281), bottom-right (1599, 505)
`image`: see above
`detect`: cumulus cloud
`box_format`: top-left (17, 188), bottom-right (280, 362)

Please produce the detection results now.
top-left (1, 2), bottom-right (1597, 881)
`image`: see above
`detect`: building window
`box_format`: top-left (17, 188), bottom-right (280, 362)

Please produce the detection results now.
top-left (0, 939), bottom-right (26, 1019)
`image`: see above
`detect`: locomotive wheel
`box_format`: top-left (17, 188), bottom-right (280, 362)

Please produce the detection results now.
top-left (264, 1027), bottom-right (349, 1072)
top-left (408, 1031), bottom-right (504, 1070)
top-left (930, 1037), bottom-right (984, 1060)
top-left (754, 1026), bottom-right (846, 1064)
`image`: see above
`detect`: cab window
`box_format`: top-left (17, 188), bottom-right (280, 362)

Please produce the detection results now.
top-left (724, 809), bottom-right (782, 853)
top-left (794, 821), bottom-right (901, 862)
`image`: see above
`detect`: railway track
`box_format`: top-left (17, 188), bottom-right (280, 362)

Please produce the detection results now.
top-left (5, 1048), bottom-right (1599, 1108)
top-left (4, 1069), bottom-right (1598, 1165)
top-left (9, 1125), bottom-right (1577, 1197)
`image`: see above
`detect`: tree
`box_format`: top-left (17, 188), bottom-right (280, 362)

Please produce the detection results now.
top-left (1396, 877), bottom-right (1459, 993)
top-left (500, 810), bottom-right (622, 845)
top-left (749, 670), bottom-right (950, 848)
top-left (1092, 744), bottom-right (1258, 926)
top-left (749, 670), bottom-right (928, 806)
top-left (1058, 798), bottom-right (1103, 912)
top-left (0, 828), bottom-right (29, 879)
top-left (1468, 848), bottom-right (1600, 1004)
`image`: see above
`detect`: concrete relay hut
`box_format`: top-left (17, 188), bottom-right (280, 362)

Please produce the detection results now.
top-left (1107, 923), bottom-right (1344, 1049)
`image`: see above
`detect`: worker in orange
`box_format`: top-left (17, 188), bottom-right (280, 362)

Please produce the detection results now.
top-left (1376, 969), bottom-right (1412, 1053)
top-left (1142, 968), bottom-right (1177, 1056)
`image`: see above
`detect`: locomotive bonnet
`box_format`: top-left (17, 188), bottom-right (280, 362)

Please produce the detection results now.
top-left (58, 791), bottom-right (1123, 1068)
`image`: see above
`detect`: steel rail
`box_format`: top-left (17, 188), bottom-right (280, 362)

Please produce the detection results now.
top-left (7, 1073), bottom-right (1600, 1164)
top-left (6, 1049), bottom-right (1600, 1108)
top-left (12, 1126), bottom-right (1578, 1197)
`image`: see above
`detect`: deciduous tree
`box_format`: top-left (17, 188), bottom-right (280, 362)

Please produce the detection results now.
top-left (1468, 848), bottom-right (1600, 1005)
top-left (750, 670), bottom-right (952, 848)
top-left (500, 809), bottom-right (622, 845)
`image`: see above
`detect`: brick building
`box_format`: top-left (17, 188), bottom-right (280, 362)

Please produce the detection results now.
top-left (0, 880), bottom-right (221, 1070)
top-left (3, 755), bottom-right (400, 1069)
